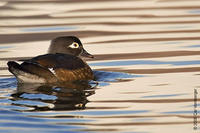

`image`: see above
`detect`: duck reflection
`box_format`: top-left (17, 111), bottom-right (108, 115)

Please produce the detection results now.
top-left (10, 81), bottom-right (97, 111)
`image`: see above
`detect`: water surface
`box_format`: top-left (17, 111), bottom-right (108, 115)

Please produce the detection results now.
top-left (0, 0), bottom-right (200, 132)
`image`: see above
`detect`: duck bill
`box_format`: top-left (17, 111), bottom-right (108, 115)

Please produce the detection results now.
top-left (81, 49), bottom-right (94, 58)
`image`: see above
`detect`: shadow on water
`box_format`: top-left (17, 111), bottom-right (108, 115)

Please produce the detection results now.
top-left (0, 70), bottom-right (135, 112)
top-left (10, 82), bottom-right (97, 111)
top-left (93, 70), bottom-right (137, 82)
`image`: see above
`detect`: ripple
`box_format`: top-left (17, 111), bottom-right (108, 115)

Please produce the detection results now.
top-left (141, 93), bottom-right (187, 98)
top-left (67, 110), bottom-right (150, 116)
top-left (162, 110), bottom-right (200, 114)
top-left (188, 9), bottom-right (200, 14)
top-left (22, 26), bottom-right (78, 32)
top-left (94, 70), bottom-right (138, 82)
top-left (90, 60), bottom-right (200, 66)
top-left (1, 0), bottom-right (200, 132)
top-left (20, 93), bottom-right (57, 100)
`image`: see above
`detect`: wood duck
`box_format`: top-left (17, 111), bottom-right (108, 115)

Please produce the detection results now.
top-left (7, 36), bottom-right (94, 83)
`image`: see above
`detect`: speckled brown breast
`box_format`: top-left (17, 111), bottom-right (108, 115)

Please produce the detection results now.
top-left (55, 65), bottom-right (94, 82)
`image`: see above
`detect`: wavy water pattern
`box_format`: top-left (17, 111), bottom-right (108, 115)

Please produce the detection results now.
top-left (0, 0), bottom-right (200, 133)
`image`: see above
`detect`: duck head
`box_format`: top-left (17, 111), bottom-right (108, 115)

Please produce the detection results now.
top-left (48, 36), bottom-right (93, 58)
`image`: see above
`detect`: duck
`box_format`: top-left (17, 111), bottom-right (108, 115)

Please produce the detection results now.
top-left (7, 36), bottom-right (94, 83)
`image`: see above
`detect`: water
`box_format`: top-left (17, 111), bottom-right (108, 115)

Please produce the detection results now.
top-left (0, 0), bottom-right (200, 132)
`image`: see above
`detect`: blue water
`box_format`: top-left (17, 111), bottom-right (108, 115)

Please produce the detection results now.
top-left (188, 10), bottom-right (200, 14)
top-left (22, 26), bottom-right (78, 32)
top-left (0, 70), bottom-right (145, 132)
top-left (90, 60), bottom-right (200, 66)
top-left (141, 93), bottom-right (187, 98)
top-left (186, 44), bottom-right (200, 48)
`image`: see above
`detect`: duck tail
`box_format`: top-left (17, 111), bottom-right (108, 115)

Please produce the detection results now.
top-left (7, 61), bottom-right (53, 83)
top-left (7, 61), bottom-right (23, 75)
top-left (7, 61), bottom-right (36, 83)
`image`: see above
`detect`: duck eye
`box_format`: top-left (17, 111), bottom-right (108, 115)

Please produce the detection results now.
top-left (69, 42), bottom-right (79, 48)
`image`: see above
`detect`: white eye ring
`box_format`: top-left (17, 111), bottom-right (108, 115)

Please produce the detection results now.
top-left (69, 42), bottom-right (79, 49)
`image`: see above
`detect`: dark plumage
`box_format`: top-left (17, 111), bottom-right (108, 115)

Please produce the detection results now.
top-left (7, 36), bottom-right (94, 83)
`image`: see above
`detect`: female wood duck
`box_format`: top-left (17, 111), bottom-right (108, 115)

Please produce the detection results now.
top-left (7, 36), bottom-right (94, 83)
